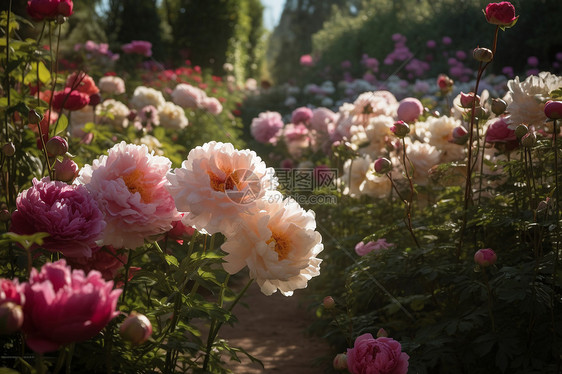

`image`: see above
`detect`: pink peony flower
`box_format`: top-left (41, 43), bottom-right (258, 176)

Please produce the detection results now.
top-left (347, 334), bottom-right (409, 374)
top-left (201, 97), bottom-right (223, 115)
top-left (1, 278), bottom-right (24, 306)
top-left (166, 141), bottom-right (278, 235)
top-left (396, 97), bottom-right (424, 122)
top-left (485, 116), bottom-right (517, 143)
top-left (310, 107), bottom-right (337, 133)
top-left (171, 83), bottom-right (207, 109)
top-left (250, 111), bottom-right (284, 144)
top-left (76, 142), bottom-right (180, 249)
top-left (66, 246), bottom-right (127, 281)
top-left (300, 54), bottom-right (314, 67)
top-left (291, 106), bottom-right (313, 126)
top-left (484, 1), bottom-right (518, 27)
top-left (27, 0), bottom-right (73, 20)
top-left (355, 239), bottom-right (394, 256)
top-left (10, 178), bottom-right (105, 258)
top-left (52, 87), bottom-right (90, 111)
top-left (121, 40), bottom-right (152, 57)
top-left (21, 260), bottom-right (121, 353)
top-left (221, 193), bottom-right (323, 296)
top-left (474, 248), bottom-right (497, 267)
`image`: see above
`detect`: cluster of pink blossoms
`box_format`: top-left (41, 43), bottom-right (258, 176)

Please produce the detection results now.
top-left (0, 260), bottom-right (121, 353)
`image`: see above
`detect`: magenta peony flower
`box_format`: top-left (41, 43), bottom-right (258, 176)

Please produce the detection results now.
top-left (485, 117), bottom-right (517, 143)
top-left (474, 248), bottom-right (497, 267)
top-left (1, 278), bottom-right (24, 306)
top-left (291, 106), bottom-right (313, 126)
top-left (347, 334), bottom-right (409, 374)
top-left (27, 0), bottom-right (73, 21)
top-left (121, 40), bottom-right (152, 57)
top-left (397, 97), bottom-right (424, 122)
top-left (484, 1), bottom-right (518, 27)
top-left (251, 111), bottom-right (284, 144)
top-left (66, 246), bottom-right (127, 281)
top-left (76, 142), bottom-right (180, 249)
top-left (52, 87), bottom-right (90, 111)
top-left (21, 260), bottom-right (121, 353)
top-left (10, 178), bottom-right (105, 258)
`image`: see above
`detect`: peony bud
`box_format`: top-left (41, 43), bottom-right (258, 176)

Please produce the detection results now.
top-left (520, 131), bottom-right (536, 148)
top-left (28, 109), bottom-right (42, 124)
top-left (491, 98), bottom-right (507, 115)
top-left (333, 353), bottom-right (348, 371)
top-left (391, 121), bottom-right (410, 138)
top-left (323, 296), bottom-right (336, 310)
top-left (0, 209), bottom-right (11, 222)
top-left (459, 92), bottom-right (480, 109)
top-left (472, 47), bottom-right (493, 63)
top-left (514, 124), bottom-right (529, 139)
top-left (89, 93), bottom-right (101, 107)
top-left (544, 100), bottom-right (562, 120)
top-left (0, 302), bottom-right (24, 335)
top-left (120, 312), bottom-right (152, 345)
top-left (437, 74), bottom-right (454, 93)
top-left (55, 15), bottom-right (66, 24)
top-left (474, 248), bottom-right (497, 267)
top-left (484, 1), bottom-right (518, 28)
top-left (397, 98), bottom-right (423, 122)
top-left (2, 142), bottom-right (15, 157)
top-left (53, 158), bottom-right (79, 182)
top-left (45, 136), bottom-right (69, 157)
top-left (376, 328), bottom-right (388, 338)
top-left (374, 157), bottom-right (392, 174)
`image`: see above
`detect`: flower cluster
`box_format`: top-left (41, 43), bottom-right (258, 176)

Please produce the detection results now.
top-left (167, 141), bottom-right (324, 296)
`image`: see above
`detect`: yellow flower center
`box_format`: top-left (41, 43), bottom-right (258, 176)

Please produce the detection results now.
top-left (122, 169), bottom-right (152, 203)
top-left (208, 169), bottom-right (242, 192)
top-left (267, 234), bottom-right (291, 261)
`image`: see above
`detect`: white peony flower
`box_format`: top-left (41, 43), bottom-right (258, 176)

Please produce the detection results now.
top-left (416, 115), bottom-right (465, 163)
top-left (130, 86), bottom-right (165, 110)
top-left (221, 193), bottom-right (323, 296)
top-left (340, 155), bottom-right (391, 198)
top-left (96, 99), bottom-right (130, 128)
top-left (405, 140), bottom-right (441, 186)
top-left (506, 72), bottom-right (562, 127)
top-left (98, 76), bottom-right (125, 95)
top-left (166, 142), bottom-right (278, 235)
top-left (158, 101), bottom-right (188, 129)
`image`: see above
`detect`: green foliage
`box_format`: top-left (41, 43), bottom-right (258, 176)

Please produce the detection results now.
top-left (310, 0), bottom-right (562, 79)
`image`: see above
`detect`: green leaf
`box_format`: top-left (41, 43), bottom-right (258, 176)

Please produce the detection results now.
top-left (23, 61), bottom-right (51, 85)
top-left (53, 114), bottom-right (68, 136)
top-left (1, 232), bottom-right (50, 250)
top-left (165, 254), bottom-right (179, 267)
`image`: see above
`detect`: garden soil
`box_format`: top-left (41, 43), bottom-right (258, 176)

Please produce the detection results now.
top-left (220, 277), bottom-right (334, 373)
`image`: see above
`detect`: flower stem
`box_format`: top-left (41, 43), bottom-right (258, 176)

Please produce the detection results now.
top-left (202, 277), bottom-right (254, 371)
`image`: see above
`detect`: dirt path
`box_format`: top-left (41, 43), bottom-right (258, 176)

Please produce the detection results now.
top-left (219, 279), bottom-right (334, 373)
